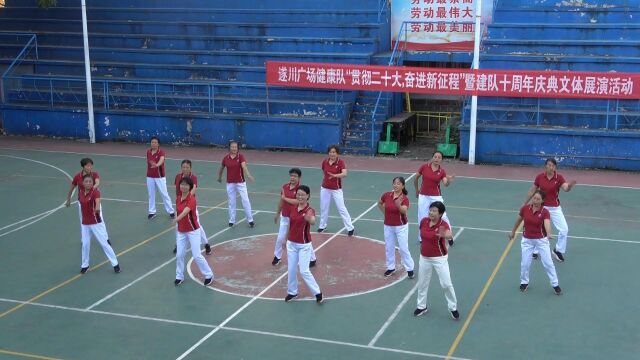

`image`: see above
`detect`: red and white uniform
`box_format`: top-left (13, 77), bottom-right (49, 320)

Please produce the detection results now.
top-left (286, 204), bottom-right (321, 296)
top-left (70, 171), bottom-right (108, 236)
top-left (146, 147), bottom-right (174, 215)
top-left (318, 157), bottom-right (354, 231)
top-left (518, 204), bottom-right (559, 287)
top-left (381, 192), bottom-right (413, 272)
top-left (274, 182), bottom-right (316, 261)
top-left (78, 188), bottom-right (118, 268)
top-left (416, 218), bottom-right (457, 312)
top-left (174, 194), bottom-right (213, 281)
top-left (416, 163), bottom-right (452, 242)
top-left (533, 172), bottom-right (569, 254)
top-left (221, 153), bottom-right (253, 224)
top-left (174, 172), bottom-right (208, 245)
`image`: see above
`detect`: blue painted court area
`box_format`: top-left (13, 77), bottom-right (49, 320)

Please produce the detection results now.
top-left (0, 145), bottom-right (639, 360)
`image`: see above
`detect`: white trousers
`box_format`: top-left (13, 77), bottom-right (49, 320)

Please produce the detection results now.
top-left (286, 240), bottom-right (321, 296)
top-left (78, 202), bottom-right (109, 239)
top-left (545, 206), bottom-right (569, 254)
top-left (81, 222), bottom-right (118, 268)
top-left (417, 195), bottom-right (451, 242)
top-left (319, 187), bottom-right (354, 231)
top-left (146, 177), bottom-right (175, 214)
top-left (226, 182), bottom-right (254, 223)
top-left (416, 255), bottom-right (457, 311)
top-left (521, 237), bottom-right (559, 287)
top-left (274, 215), bottom-right (315, 260)
top-left (176, 229), bottom-right (213, 281)
top-left (383, 224), bottom-right (414, 271)
top-left (175, 208), bottom-right (208, 246)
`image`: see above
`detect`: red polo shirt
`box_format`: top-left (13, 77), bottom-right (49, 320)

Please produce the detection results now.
top-left (280, 182), bottom-right (299, 218)
top-left (534, 172), bottom-right (565, 207)
top-left (520, 204), bottom-right (550, 239)
top-left (79, 188), bottom-right (102, 225)
top-left (146, 148), bottom-right (166, 178)
top-left (176, 194), bottom-right (200, 233)
top-left (381, 192), bottom-right (409, 226)
top-left (417, 163), bottom-right (446, 196)
top-left (288, 204), bottom-right (315, 244)
top-left (221, 153), bottom-right (246, 183)
top-left (321, 158), bottom-right (346, 190)
top-left (71, 171), bottom-right (100, 196)
top-left (420, 218), bottom-right (450, 257)
top-left (174, 172), bottom-right (199, 199)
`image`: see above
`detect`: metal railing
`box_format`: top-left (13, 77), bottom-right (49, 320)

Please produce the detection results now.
top-left (3, 74), bottom-right (348, 118)
top-left (1, 33), bottom-right (38, 103)
top-left (377, 0), bottom-right (390, 23)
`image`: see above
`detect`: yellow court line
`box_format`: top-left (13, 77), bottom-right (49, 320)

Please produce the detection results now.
top-left (0, 349), bottom-right (64, 360)
top-left (445, 228), bottom-right (520, 360)
top-left (0, 201), bottom-right (225, 319)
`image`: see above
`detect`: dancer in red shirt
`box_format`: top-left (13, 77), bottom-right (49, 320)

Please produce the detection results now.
top-left (172, 177), bottom-right (213, 287)
top-left (77, 175), bottom-right (120, 274)
top-left (510, 190), bottom-right (561, 295)
top-left (377, 177), bottom-right (414, 278)
top-left (318, 145), bottom-right (354, 236)
top-left (217, 141), bottom-right (255, 227)
top-left (146, 137), bottom-right (175, 219)
top-left (172, 160), bottom-right (211, 255)
top-left (414, 201), bottom-right (459, 320)
top-left (284, 185), bottom-right (324, 304)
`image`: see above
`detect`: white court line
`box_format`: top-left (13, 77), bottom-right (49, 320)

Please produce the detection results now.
top-left (99, 199), bottom-right (640, 245)
top-left (368, 229), bottom-right (466, 347)
top-left (173, 173), bottom-right (417, 359)
top-left (3, 147), bottom-right (637, 190)
top-left (0, 297), bottom-right (471, 360)
top-left (0, 155), bottom-right (73, 238)
top-left (85, 214), bottom-right (255, 311)
top-left (0, 146), bottom-right (414, 175)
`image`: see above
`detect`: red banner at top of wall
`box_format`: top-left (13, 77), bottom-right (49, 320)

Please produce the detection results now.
top-left (266, 61), bottom-right (640, 100)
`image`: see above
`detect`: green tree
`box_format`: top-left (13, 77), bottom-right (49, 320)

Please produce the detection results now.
top-left (38, 0), bottom-right (57, 8)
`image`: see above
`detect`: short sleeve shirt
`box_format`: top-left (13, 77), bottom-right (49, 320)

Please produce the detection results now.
top-left (418, 163), bottom-right (446, 196)
top-left (321, 158), bottom-right (346, 190)
top-left (221, 153), bottom-right (246, 183)
top-left (79, 188), bottom-right (102, 225)
top-left (147, 148), bottom-right (166, 178)
top-left (381, 192), bottom-right (409, 226)
top-left (71, 171), bottom-right (100, 197)
top-left (534, 172), bottom-right (565, 207)
top-left (287, 204), bottom-right (315, 244)
top-left (176, 194), bottom-right (200, 233)
top-left (519, 204), bottom-right (550, 239)
top-left (419, 218), bottom-right (450, 257)
top-left (280, 182), bottom-right (299, 217)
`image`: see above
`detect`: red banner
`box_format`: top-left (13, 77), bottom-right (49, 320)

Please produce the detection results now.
top-left (266, 61), bottom-right (640, 100)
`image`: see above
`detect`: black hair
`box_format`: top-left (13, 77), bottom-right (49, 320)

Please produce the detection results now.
top-left (80, 158), bottom-right (94, 167)
top-left (545, 158), bottom-right (557, 166)
top-left (150, 136), bottom-right (160, 143)
top-left (298, 185), bottom-right (311, 196)
top-left (180, 176), bottom-right (195, 190)
top-left (533, 189), bottom-right (546, 200)
top-left (429, 201), bottom-right (446, 215)
top-left (82, 174), bottom-right (94, 183)
top-left (433, 150), bottom-right (444, 158)
top-left (327, 144), bottom-right (340, 154)
top-left (229, 140), bottom-right (238, 147)
top-left (181, 159), bottom-right (192, 166)
top-left (393, 176), bottom-right (408, 195)
top-left (289, 168), bottom-right (302, 177)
